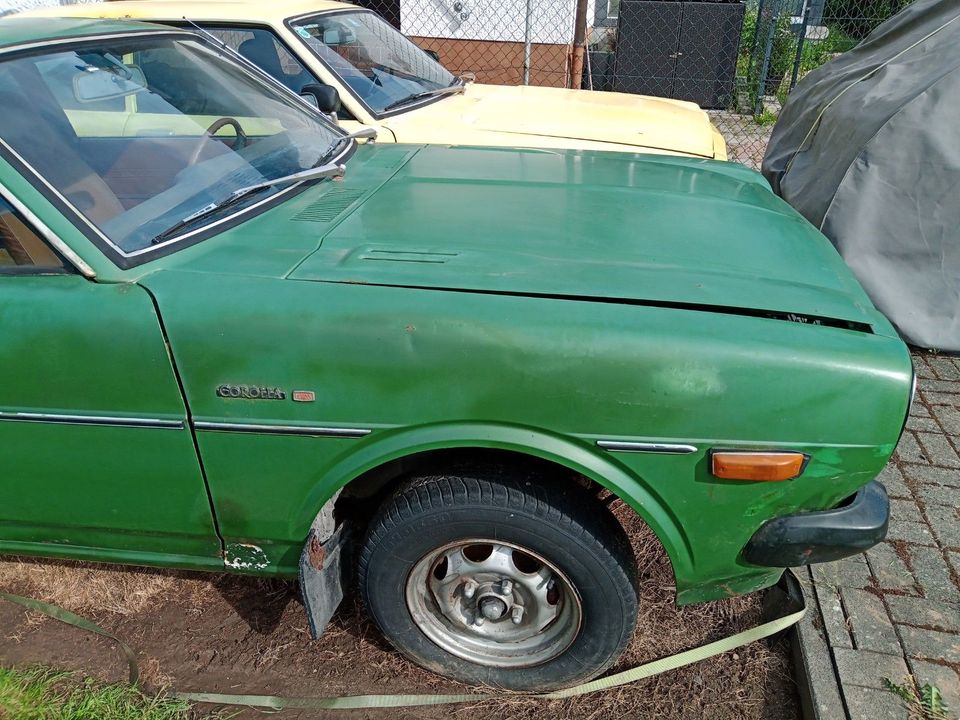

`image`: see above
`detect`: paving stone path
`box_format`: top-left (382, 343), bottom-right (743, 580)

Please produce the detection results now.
top-left (799, 351), bottom-right (960, 719)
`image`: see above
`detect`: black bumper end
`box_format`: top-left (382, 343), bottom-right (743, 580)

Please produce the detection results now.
top-left (743, 480), bottom-right (889, 567)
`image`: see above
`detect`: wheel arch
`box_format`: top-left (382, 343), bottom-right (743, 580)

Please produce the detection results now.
top-left (297, 422), bottom-right (694, 582)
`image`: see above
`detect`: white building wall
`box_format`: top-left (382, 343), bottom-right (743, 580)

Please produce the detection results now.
top-left (400, 0), bottom-right (597, 45)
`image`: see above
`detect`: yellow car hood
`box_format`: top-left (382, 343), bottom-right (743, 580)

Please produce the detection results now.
top-left (384, 83), bottom-right (723, 159)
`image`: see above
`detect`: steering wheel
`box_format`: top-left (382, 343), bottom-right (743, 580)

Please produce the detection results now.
top-left (188, 117), bottom-right (248, 166)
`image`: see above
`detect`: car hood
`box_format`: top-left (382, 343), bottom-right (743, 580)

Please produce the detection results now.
top-left (273, 145), bottom-right (886, 333)
top-left (386, 83), bottom-right (722, 159)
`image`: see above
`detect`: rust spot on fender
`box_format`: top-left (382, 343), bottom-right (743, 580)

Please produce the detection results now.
top-left (308, 534), bottom-right (326, 571)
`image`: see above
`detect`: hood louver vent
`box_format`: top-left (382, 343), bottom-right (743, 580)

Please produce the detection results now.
top-left (292, 188), bottom-right (365, 223)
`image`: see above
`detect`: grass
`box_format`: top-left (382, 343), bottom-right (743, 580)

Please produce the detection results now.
top-left (0, 666), bottom-right (221, 720)
top-left (0, 557), bottom-right (211, 618)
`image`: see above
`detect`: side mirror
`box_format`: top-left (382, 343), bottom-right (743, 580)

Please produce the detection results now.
top-left (424, 49), bottom-right (440, 62)
top-left (300, 83), bottom-right (341, 114)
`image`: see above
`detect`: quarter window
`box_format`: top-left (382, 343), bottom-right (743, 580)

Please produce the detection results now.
top-left (0, 198), bottom-right (64, 270)
top-left (204, 27), bottom-right (321, 95)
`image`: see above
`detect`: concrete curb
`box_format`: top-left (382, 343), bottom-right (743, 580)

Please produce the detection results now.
top-left (791, 566), bottom-right (847, 720)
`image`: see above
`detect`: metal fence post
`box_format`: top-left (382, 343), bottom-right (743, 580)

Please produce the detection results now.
top-left (790, 0), bottom-right (812, 89)
top-left (570, 0), bottom-right (588, 89)
top-left (754, 0), bottom-right (782, 116)
top-left (523, 0), bottom-right (533, 84)
top-left (750, 0), bottom-right (768, 60)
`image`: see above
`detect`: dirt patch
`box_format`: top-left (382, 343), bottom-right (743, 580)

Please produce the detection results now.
top-left (0, 507), bottom-right (798, 720)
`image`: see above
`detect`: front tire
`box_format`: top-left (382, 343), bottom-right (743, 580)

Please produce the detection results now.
top-left (358, 471), bottom-right (638, 691)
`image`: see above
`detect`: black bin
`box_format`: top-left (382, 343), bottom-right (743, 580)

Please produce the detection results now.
top-left (612, 0), bottom-right (745, 109)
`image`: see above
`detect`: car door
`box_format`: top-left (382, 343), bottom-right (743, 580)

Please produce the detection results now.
top-left (0, 192), bottom-right (221, 563)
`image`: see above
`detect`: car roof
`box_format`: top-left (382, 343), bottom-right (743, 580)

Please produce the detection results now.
top-left (0, 16), bottom-right (180, 50)
top-left (21, 0), bottom-right (360, 24)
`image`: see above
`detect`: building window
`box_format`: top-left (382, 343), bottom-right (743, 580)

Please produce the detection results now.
top-left (595, 0), bottom-right (620, 27)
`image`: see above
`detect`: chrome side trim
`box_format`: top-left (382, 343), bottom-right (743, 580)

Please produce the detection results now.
top-left (0, 411), bottom-right (183, 429)
top-left (193, 421), bottom-right (370, 438)
top-left (0, 184), bottom-right (96, 278)
top-left (596, 440), bottom-right (698, 454)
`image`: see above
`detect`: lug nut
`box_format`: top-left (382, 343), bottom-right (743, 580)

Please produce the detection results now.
top-left (500, 579), bottom-right (513, 594)
top-left (511, 606), bottom-right (524, 624)
top-left (462, 580), bottom-right (478, 599)
top-left (474, 614), bottom-right (485, 627)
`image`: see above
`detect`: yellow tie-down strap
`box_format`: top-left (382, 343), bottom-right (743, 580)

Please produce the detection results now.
top-left (2, 571), bottom-right (805, 712)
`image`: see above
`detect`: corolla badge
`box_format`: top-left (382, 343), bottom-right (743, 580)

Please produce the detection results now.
top-left (216, 384), bottom-right (287, 400)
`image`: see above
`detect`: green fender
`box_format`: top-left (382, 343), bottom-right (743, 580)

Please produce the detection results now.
top-left (296, 422), bottom-right (694, 584)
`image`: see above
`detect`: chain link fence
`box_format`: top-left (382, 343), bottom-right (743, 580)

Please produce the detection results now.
top-left (0, 0), bottom-right (908, 167)
top-left (351, 0), bottom-right (906, 167)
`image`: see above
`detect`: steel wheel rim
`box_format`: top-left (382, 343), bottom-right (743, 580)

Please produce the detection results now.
top-left (405, 539), bottom-right (582, 668)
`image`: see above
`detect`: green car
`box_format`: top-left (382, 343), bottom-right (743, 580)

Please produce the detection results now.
top-left (0, 18), bottom-right (911, 691)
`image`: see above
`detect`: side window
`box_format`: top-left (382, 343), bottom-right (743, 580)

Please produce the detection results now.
top-left (0, 198), bottom-right (65, 271)
top-left (204, 26), bottom-right (356, 121)
top-left (206, 27), bottom-right (316, 93)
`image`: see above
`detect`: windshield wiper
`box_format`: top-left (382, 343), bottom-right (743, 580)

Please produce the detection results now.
top-left (315, 126), bottom-right (378, 167)
top-left (149, 128), bottom-right (377, 246)
top-left (150, 161), bottom-right (345, 245)
top-left (383, 82), bottom-right (465, 112)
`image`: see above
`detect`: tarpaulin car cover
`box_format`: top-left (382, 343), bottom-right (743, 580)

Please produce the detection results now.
top-left (762, 0), bottom-right (960, 351)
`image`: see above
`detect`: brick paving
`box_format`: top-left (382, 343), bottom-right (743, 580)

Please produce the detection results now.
top-left (803, 350), bottom-right (960, 718)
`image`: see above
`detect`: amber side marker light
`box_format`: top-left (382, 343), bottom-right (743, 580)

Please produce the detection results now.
top-left (710, 451), bottom-right (808, 482)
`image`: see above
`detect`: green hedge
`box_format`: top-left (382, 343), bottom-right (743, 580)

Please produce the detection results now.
top-left (823, 0), bottom-right (908, 39)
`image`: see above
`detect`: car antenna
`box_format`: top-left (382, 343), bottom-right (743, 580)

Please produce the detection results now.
top-left (182, 17), bottom-right (230, 51)
top-left (181, 16), bottom-right (264, 78)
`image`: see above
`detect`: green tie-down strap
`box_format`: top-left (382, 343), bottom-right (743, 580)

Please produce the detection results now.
top-left (1, 572), bottom-right (805, 711)
top-left (0, 591), bottom-right (139, 685)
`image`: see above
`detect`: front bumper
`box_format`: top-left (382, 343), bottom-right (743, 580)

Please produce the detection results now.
top-left (742, 480), bottom-right (889, 567)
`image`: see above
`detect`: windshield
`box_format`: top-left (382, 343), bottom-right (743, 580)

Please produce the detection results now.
top-left (289, 11), bottom-right (457, 115)
top-left (0, 33), bottom-right (343, 259)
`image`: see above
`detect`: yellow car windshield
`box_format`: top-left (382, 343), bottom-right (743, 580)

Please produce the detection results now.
top-left (290, 10), bottom-right (456, 115)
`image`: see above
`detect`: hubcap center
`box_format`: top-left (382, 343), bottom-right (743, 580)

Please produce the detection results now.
top-left (479, 596), bottom-right (508, 620)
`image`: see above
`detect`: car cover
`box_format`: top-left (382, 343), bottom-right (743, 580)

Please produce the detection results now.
top-left (762, 0), bottom-right (960, 351)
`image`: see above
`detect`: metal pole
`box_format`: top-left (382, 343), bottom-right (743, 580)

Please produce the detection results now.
top-left (754, 0), bottom-right (782, 116)
top-left (570, 0), bottom-right (589, 89)
top-left (750, 0), bottom-right (767, 62)
top-left (585, 35), bottom-right (594, 90)
top-left (523, 0), bottom-right (533, 85)
top-left (790, 0), bottom-right (811, 89)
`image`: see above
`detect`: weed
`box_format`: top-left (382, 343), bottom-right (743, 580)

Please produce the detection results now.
top-left (883, 676), bottom-right (952, 720)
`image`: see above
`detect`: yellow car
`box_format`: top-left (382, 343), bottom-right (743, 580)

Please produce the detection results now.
top-left (26, 0), bottom-right (727, 160)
